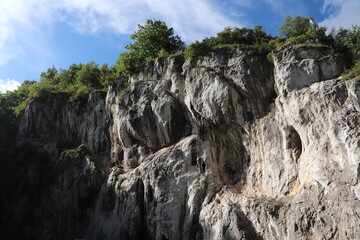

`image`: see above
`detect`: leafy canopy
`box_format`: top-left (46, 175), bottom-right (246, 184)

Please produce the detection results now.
top-left (184, 26), bottom-right (273, 59)
top-left (331, 25), bottom-right (360, 51)
top-left (279, 15), bottom-right (310, 38)
top-left (116, 19), bottom-right (185, 76)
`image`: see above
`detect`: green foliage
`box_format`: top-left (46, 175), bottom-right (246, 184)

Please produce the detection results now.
top-left (285, 27), bottom-right (332, 45)
top-left (66, 149), bottom-right (80, 159)
top-left (57, 64), bottom-right (82, 89)
top-left (13, 100), bottom-right (28, 116)
top-left (212, 26), bottom-right (271, 47)
top-left (116, 51), bottom-right (145, 77)
top-left (116, 19), bottom-right (185, 77)
top-left (76, 61), bottom-right (102, 89)
top-left (332, 25), bottom-right (360, 52)
top-left (69, 85), bottom-right (93, 103)
top-left (278, 15), bottom-right (360, 53)
top-left (0, 61), bottom-right (119, 122)
top-left (157, 49), bottom-right (169, 58)
top-left (40, 66), bottom-right (59, 84)
top-left (279, 15), bottom-right (309, 38)
top-left (99, 63), bottom-right (118, 86)
top-left (184, 41), bottom-right (212, 59)
top-left (267, 52), bottom-right (274, 63)
top-left (277, 15), bottom-right (332, 46)
top-left (28, 79), bottom-right (60, 98)
top-left (128, 19), bottom-right (185, 60)
top-left (342, 60), bottom-right (360, 81)
top-left (184, 26), bottom-right (273, 60)
top-left (268, 37), bottom-right (286, 50)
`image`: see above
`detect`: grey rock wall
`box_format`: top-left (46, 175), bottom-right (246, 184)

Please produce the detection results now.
top-left (15, 46), bottom-right (359, 240)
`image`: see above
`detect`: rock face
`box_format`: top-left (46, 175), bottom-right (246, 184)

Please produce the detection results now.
top-left (274, 45), bottom-right (347, 95)
top-left (8, 46), bottom-right (360, 240)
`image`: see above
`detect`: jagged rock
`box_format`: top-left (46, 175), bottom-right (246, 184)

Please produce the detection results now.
top-left (87, 135), bottom-right (208, 240)
top-left (274, 45), bottom-right (347, 95)
top-left (9, 46), bottom-right (360, 240)
top-left (18, 91), bottom-right (110, 163)
top-left (130, 55), bottom-right (185, 84)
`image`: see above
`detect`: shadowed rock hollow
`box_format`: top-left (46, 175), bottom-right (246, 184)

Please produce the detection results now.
top-left (5, 46), bottom-right (360, 240)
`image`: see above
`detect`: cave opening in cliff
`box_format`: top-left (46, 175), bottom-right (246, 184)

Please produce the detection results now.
top-left (286, 126), bottom-right (302, 160)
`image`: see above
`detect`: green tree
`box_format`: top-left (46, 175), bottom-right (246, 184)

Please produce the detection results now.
top-left (116, 19), bottom-right (185, 76)
top-left (76, 61), bottom-right (102, 89)
top-left (127, 19), bottom-right (185, 60)
top-left (116, 51), bottom-right (144, 77)
top-left (57, 64), bottom-right (83, 89)
top-left (332, 25), bottom-right (360, 51)
top-left (279, 15), bottom-right (309, 38)
top-left (99, 64), bottom-right (117, 87)
top-left (40, 66), bottom-right (58, 80)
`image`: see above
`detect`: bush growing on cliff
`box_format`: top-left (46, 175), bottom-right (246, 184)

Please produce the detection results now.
top-left (285, 28), bottom-right (332, 45)
top-left (342, 60), bottom-right (360, 81)
top-left (184, 26), bottom-right (273, 59)
top-left (332, 25), bottom-right (360, 52)
top-left (6, 62), bottom-right (119, 117)
top-left (278, 15), bottom-right (333, 46)
top-left (184, 40), bottom-right (212, 59)
top-left (116, 51), bottom-right (145, 77)
top-left (116, 19), bottom-right (185, 77)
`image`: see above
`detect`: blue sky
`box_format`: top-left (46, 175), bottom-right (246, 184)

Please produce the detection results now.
top-left (0, 0), bottom-right (359, 92)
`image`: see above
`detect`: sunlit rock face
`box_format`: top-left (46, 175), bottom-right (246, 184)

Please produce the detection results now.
top-left (10, 46), bottom-right (360, 240)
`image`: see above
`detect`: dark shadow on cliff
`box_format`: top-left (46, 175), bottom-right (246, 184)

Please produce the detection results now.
top-left (0, 145), bottom-right (52, 240)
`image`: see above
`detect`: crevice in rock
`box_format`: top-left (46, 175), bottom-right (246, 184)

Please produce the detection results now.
top-left (286, 126), bottom-right (302, 161)
top-left (198, 158), bottom-right (206, 174)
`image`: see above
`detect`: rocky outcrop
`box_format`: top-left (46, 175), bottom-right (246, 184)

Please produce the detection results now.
top-left (274, 45), bottom-right (347, 95)
top-left (18, 91), bottom-right (110, 164)
top-left (11, 46), bottom-right (360, 240)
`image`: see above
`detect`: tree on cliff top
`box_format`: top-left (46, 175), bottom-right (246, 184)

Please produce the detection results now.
top-left (116, 19), bottom-right (185, 76)
top-left (279, 15), bottom-right (309, 38)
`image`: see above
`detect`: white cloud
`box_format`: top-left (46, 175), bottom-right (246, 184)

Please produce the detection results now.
top-left (0, 0), bottom-right (241, 69)
top-left (143, 0), bottom-right (238, 41)
top-left (54, 0), bottom-right (238, 41)
top-left (0, 0), bottom-right (56, 67)
top-left (321, 0), bottom-right (345, 15)
top-left (320, 0), bottom-right (360, 29)
top-left (0, 79), bottom-right (21, 93)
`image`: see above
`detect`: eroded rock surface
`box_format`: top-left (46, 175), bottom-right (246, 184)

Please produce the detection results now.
top-left (9, 46), bottom-right (360, 240)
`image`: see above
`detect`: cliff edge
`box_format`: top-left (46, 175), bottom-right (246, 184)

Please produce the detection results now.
top-left (7, 45), bottom-right (360, 240)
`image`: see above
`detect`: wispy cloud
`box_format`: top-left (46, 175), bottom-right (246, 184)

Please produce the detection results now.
top-left (321, 0), bottom-right (345, 15)
top-left (56, 0), bottom-right (238, 41)
top-left (0, 0), bottom-right (240, 69)
top-left (320, 0), bottom-right (360, 29)
top-left (0, 0), bottom-right (56, 67)
top-left (0, 78), bottom-right (21, 93)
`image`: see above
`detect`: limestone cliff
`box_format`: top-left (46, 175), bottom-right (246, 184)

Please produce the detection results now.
top-left (6, 45), bottom-right (360, 240)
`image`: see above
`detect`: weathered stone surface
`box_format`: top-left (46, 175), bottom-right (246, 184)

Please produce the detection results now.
top-left (18, 91), bottom-right (110, 162)
top-left (9, 46), bottom-right (360, 240)
top-left (274, 45), bottom-right (347, 95)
